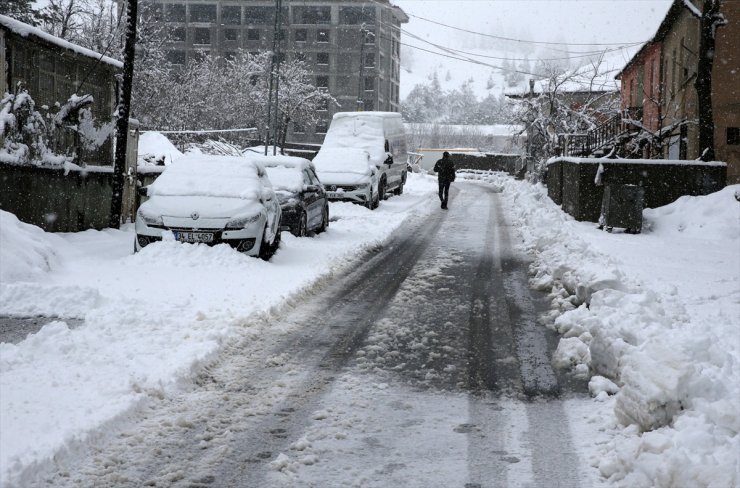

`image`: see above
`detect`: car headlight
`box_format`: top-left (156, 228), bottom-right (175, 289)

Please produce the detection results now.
top-left (225, 213), bottom-right (261, 230)
top-left (137, 208), bottom-right (163, 227)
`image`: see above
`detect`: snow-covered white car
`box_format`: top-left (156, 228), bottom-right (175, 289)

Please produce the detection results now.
top-left (135, 155), bottom-right (282, 259)
top-left (312, 147), bottom-right (380, 209)
top-left (260, 155), bottom-right (329, 237)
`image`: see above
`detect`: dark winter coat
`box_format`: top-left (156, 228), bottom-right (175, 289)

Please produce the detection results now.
top-left (434, 156), bottom-right (456, 182)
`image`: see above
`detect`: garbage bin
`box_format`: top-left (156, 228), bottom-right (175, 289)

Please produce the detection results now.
top-left (599, 184), bottom-right (644, 234)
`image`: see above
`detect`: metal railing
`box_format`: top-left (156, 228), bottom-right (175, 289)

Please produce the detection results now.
top-left (558, 107), bottom-right (643, 157)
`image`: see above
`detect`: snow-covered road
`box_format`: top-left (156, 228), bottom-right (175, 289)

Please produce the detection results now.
top-left (21, 182), bottom-right (599, 488)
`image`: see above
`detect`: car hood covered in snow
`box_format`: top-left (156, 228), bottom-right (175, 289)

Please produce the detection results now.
top-left (312, 148), bottom-right (374, 185)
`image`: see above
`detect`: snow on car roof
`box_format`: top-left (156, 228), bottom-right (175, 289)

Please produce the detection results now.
top-left (312, 148), bottom-right (373, 177)
top-left (321, 115), bottom-right (388, 162)
top-left (264, 166), bottom-right (305, 193)
top-left (148, 155), bottom-right (268, 200)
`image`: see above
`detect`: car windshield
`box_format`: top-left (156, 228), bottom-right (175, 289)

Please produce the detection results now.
top-left (264, 166), bottom-right (304, 193)
top-left (148, 155), bottom-right (264, 200)
top-left (312, 148), bottom-right (372, 176)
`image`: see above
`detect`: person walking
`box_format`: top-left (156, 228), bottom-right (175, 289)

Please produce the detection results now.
top-left (433, 151), bottom-right (456, 209)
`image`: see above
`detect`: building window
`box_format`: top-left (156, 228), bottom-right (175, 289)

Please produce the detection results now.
top-left (317, 29), bottom-right (330, 43)
top-left (317, 98), bottom-right (328, 111)
top-left (247, 29), bottom-right (260, 41)
top-left (728, 127), bottom-right (740, 145)
top-left (316, 76), bottom-right (329, 89)
top-left (364, 30), bottom-right (376, 45)
top-left (316, 52), bottom-right (329, 66)
top-left (316, 121), bottom-right (328, 134)
top-left (221, 6), bottom-right (241, 25)
top-left (364, 77), bottom-right (374, 92)
top-left (244, 6), bottom-right (272, 24)
top-left (190, 4), bottom-right (216, 23)
top-left (170, 26), bottom-right (186, 42)
top-left (293, 6), bottom-right (331, 24)
top-left (278, 29), bottom-right (286, 41)
top-left (194, 28), bottom-right (211, 45)
top-left (166, 50), bottom-right (185, 65)
top-left (295, 29), bottom-right (307, 42)
top-left (224, 29), bottom-right (238, 41)
top-left (165, 4), bottom-right (186, 22)
top-left (339, 6), bottom-right (376, 25)
top-left (364, 52), bottom-right (375, 68)
top-left (294, 52), bottom-right (307, 62)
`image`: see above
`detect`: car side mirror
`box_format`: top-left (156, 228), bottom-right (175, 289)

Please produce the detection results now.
top-left (384, 155), bottom-right (394, 166)
top-left (305, 184), bottom-right (320, 193)
top-left (137, 186), bottom-right (148, 197)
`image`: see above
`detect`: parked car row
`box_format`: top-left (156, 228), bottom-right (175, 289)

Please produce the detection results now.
top-left (134, 112), bottom-right (409, 260)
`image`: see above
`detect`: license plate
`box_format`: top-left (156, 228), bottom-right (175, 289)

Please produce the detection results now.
top-left (327, 192), bottom-right (343, 199)
top-left (173, 231), bottom-right (214, 243)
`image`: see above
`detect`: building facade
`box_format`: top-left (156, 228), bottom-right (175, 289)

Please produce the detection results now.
top-left (611, 0), bottom-right (738, 181)
top-left (151, 0), bottom-right (408, 144)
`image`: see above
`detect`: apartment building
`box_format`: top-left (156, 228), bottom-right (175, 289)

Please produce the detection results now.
top-left (151, 0), bottom-right (408, 144)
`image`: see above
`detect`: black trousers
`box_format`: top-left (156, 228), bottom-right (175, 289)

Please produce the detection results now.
top-left (438, 179), bottom-right (452, 204)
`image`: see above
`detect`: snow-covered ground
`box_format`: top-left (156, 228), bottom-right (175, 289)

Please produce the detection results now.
top-left (462, 172), bottom-right (740, 488)
top-left (0, 174), bottom-right (438, 486)
top-left (2, 167), bottom-right (738, 487)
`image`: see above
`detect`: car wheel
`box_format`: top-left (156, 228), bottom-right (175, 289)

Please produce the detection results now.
top-left (379, 179), bottom-right (387, 201)
top-left (316, 206), bottom-right (329, 234)
top-left (394, 181), bottom-right (404, 195)
top-left (371, 191), bottom-right (379, 210)
top-left (259, 225), bottom-right (279, 260)
top-left (365, 189), bottom-right (374, 209)
top-left (293, 212), bottom-right (307, 237)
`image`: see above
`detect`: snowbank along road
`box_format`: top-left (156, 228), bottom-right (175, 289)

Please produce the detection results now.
top-left (33, 182), bottom-right (597, 487)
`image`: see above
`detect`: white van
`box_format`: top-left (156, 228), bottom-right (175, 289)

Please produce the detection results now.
top-left (313, 112), bottom-right (408, 209)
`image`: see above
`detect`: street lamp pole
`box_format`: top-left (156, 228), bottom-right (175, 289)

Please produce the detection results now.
top-left (356, 23), bottom-right (368, 112)
top-left (264, 0), bottom-right (283, 155)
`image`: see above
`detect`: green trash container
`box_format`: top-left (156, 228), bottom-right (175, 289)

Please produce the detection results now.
top-left (599, 184), bottom-right (644, 234)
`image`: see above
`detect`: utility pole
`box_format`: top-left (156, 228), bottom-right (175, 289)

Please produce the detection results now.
top-left (109, 0), bottom-right (138, 229)
top-left (264, 0), bottom-right (283, 156)
top-left (356, 23), bottom-right (371, 112)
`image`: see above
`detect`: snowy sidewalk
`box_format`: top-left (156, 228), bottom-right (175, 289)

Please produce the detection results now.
top-left (463, 172), bottom-right (739, 488)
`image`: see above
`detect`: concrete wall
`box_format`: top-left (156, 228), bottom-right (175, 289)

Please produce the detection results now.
top-left (0, 163), bottom-right (114, 232)
top-left (450, 153), bottom-right (522, 175)
top-left (547, 159), bottom-right (726, 222)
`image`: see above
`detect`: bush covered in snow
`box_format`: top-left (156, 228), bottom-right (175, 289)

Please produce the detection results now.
top-left (0, 90), bottom-right (113, 167)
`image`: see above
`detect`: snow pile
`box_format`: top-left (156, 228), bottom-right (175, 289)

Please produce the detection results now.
top-left (0, 173), bottom-right (438, 487)
top-left (137, 131), bottom-right (183, 166)
top-left (464, 172), bottom-right (739, 487)
top-left (0, 211), bottom-right (64, 283)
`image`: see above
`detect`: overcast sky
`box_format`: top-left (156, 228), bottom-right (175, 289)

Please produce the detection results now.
top-left (393, 0), bottom-right (674, 97)
top-left (394, 0), bottom-right (673, 46)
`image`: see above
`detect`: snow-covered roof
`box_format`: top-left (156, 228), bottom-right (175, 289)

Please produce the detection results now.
top-left (259, 155), bottom-right (314, 193)
top-left (0, 15), bottom-right (123, 68)
top-left (148, 155), bottom-right (268, 200)
top-left (546, 156), bottom-right (727, 167)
